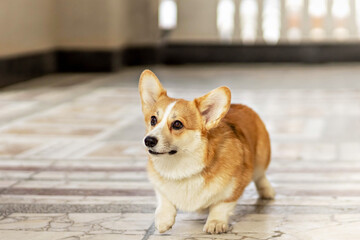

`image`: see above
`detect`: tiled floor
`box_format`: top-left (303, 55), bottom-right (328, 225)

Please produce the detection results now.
top-left (0, 64), bottom-right (360, 240)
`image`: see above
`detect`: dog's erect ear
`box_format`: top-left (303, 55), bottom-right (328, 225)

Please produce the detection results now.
top-left (139, 70), bottom-right (166, 112)
top-left (195, 86), bottom-right (231, 130)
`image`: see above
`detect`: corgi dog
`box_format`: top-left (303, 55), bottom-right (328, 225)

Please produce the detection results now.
top-left (139, 70), bottom-right (275, 234)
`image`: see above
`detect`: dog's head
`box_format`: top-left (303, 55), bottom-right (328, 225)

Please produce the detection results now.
top-left (139, 70), bottom-right (231, 179)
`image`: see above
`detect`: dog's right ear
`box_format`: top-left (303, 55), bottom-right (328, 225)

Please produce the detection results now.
top-left (139, 70), bottom-right (167, 113)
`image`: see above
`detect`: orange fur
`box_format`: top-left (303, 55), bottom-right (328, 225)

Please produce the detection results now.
top-left (202, 104), bottom-right (271, 202)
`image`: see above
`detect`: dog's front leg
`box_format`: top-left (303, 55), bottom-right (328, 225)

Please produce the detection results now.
top-left (203, 201), bottom-right (237, 234)
top-left (154, 190), bottom-right (177, 233)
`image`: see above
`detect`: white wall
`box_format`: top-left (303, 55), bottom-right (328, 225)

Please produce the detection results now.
top-left (0, 0), bottom-right (56, 58)
top-left (0, 0), bottom-right (161, 58)
top-left (55, 0), bottom-right (131, 50)
top-left (126, 0), bottom-right (160, 46)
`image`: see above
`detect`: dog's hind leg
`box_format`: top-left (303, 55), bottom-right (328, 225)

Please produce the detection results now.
top-left (253, 125), bottom-right (275, 200)
top-left (253, 169), bottom-right (275, 199)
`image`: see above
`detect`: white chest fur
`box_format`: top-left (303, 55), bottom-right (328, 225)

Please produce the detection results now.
top-left (149, 172), bottom-right (235, 212)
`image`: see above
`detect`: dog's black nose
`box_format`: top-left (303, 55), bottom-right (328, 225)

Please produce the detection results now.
top-left (144, 136), bottom-right (158, 147)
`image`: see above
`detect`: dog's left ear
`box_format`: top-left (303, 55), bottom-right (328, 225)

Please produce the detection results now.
top-left (195, 86), bottom-right (231, 130)
top-left (139, 70), bottom-right (167, 112)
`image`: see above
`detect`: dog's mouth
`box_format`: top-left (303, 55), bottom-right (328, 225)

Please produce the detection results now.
top-left (149, 149), bottom-right (177, 155)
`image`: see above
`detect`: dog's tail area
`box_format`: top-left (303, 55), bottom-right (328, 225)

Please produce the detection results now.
top-left (252, 118), bottom-right (275, 200)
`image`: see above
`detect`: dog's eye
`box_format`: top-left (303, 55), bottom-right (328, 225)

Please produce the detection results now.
top-left (150, 116), bottom-right (157, 126)
top-left (172, 120), bottom-right (183, 130)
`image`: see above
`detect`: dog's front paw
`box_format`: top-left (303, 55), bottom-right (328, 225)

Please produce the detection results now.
top-left (203, 220), bottom-right (229, 234)
top-left (155, 214), bottom-right (175, 233)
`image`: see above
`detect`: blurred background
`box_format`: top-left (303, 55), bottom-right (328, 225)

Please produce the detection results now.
top-left (2, 0), bottom-right (360, 85)
top-left (1, 1), bottom-right (360, 239)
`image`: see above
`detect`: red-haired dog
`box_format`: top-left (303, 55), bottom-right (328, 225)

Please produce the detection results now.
top-left (139, 70), bottom-right (275, 234)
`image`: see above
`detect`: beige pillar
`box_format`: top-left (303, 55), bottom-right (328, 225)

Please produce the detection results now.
top-left (169, 0), bottom-right (219, 43)
top-left (0, 0), bottom-right (56, 58)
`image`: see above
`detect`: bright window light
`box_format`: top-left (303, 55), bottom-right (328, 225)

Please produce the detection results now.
top-left (308, 0), bottom-right (327, 40)
top-left (308, 0), bottom-right (327, 17)
top-left (159, 0), bottom-right (177, 30)
top-left (217, 0), bottom-right (235, 41)
top-left (332, 0), bottom-right (350, 40)
top-left (332, 0), bottom-right (350, 18)
top-left (286, 0), bottom-right (303, 42)
top-left (240, 0), bottom-right (258, 43)
top-left (356, 0), bottom-right (360, 37)
top-left (286, 0), bottom-right (303, 12)
top-left (263, 0), bottom-right (281, 44)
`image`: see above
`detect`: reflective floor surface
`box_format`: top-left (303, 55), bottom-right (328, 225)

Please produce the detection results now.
top-left (0, 64), bottom-right (360, 240)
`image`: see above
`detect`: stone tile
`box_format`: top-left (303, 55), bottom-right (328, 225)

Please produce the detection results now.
top-left (295, 222), bottom-right (360, 240)
top-left (68, 213), bottom-right (124, 224)
top-left (267, 118), bottom-right (324, 140)
top-left (0, 66), bottom-right (360, 239)
top-left (104, 117), bottom-right (145, 141)
top-left (85, 142), bottom-right (147, 158)
top-left (0, 194), bottom-right (157, 205)
top-left (52, 159), bottom-right (147, 168)
top-left (0, 180), bottom-right (17, 188)
top-left (0, 230), bottom-right (84, 240)
top-left (32, 171), bottom-right (148, 181)
top-left (20, 140), bottom-right (92, 159)
top-left (0, 213), bottom-right (61, 230)
top-left (269, 172), bottom-right (360, 182)
top-left (0, 124), bottom-right (104, 138)
top-left (28, 114), bottom-right (119, 126)
top-left (49, 101), bottom-right (125, 116)
top-left (0, 213), bottom-right (151, 236)
top-left (98, 213), bottom-right (153, 232)
top-left (323, 117), bottom-right (360, 140)
top-left (149, 235), bottom-right (247, 240)
top-left (0, 170), bottom-right (34, 180)
top-left (231, 218), bottom-right (282, 233)
top-left (271, 143), bottom-right (337, 161)
top-left (339, 142), bottom-right (360, 161)
top-left (13, 179), bottom-right (153, 192)
top-left (301, 143), bottom-right (337, 161)
top-left (0, 141), bottom-right (41, 157)
top-left (0, 102), bottom-right (38, 121)
top-left (81, 235), bottom-right (144, 240)
top-left (0, 159), bottom-right (55, 168)
top-left (271, 143), bottom-right (302, 160)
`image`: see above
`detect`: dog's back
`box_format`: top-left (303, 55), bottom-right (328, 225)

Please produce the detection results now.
top-left (225, 104), bottom-right (274, 199)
